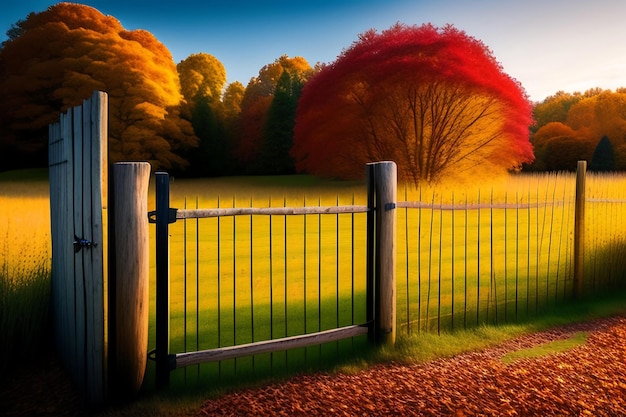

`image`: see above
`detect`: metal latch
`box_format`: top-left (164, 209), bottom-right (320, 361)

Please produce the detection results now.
top-left (147, 208), bottom-right (178, 224)
top-left (74, 235), bottom-right (97, 253)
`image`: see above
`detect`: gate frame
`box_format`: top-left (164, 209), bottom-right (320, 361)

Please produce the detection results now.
top-left (150, 161), bottom-right (397, 388)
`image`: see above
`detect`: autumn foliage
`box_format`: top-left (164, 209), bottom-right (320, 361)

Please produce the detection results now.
top-left (292, 24), bottom-right (534, 183)
top-left (531, 89), bottom-right (626, 171)
top-left (235, 55), bottom-right (314, 173)
top-left (0, 3), bottom-right (196, 170)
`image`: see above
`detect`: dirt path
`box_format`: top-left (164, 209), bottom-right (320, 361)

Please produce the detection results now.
top-left (197, 316), bottom-right (626, 416)
top-left (2, 316), bottom-right (625, 416)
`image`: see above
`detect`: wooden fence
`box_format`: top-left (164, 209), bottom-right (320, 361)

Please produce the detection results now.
top-left (48, 91), bottom-right (108, 404)
top-left (48, 91), bottom-right (152, 403)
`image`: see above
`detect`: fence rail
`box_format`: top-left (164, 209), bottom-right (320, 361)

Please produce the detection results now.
top-left (174, 205), bottom-right (370, 218)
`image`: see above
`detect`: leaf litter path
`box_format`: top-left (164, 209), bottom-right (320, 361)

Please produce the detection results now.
top-left (198, 316), bottom-right (626, 416)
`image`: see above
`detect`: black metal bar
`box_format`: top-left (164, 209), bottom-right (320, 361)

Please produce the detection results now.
top-left (195, 197), bottom-right (200, 379)
top-left (155, 171), bottom-right (172, 388)
top-left (335, 195), bottom-right (340, 334)
top-left (451, 192), bottom-right (455, 331)
top-left (365, 164), bottom-right (376, 342)
top-left (476, 190), bottom-right (481, 326)
top-left (183, 198), bottom-right (187, 381)
top-left (404, 186), bottom-right (410, 334)
top-left (250, 196), bottom-right (254, 371)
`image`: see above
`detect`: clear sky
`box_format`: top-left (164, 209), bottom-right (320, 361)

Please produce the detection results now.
top-left (2, 0), bottom-right (626, 102)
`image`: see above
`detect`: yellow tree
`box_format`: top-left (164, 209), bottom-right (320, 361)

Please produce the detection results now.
top-left (222, 81), bottom-right (245, 121)
top-left (177, 53), bottom-right (239, 176)
top-left (0, 3), bottom-right (196, 170)
top-left (532, 90), bottom-right (583, 133)
top-left (177, 53), bottom-right (227, 106)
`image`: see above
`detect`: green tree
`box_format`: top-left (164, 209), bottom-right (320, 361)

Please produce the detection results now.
top-left (590, 135), bottom-right (616, 171)
top-left (185, 94), bottom-right (233, 176)
top-left (255, 70), bottom-right (304, 174)
top-left (235, 55), bottom-right (313, 172)
top-left (177, 53), bottom-right (235, 176)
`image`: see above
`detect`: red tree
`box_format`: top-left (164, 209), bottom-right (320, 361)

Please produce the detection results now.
top-left (292, 24), bottom-right (534, 183)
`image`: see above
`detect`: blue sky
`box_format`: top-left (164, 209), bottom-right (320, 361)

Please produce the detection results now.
top-left (2, 0), bottom-right (626, 101)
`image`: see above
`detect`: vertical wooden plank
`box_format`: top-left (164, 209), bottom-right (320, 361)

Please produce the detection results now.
top-left (95, 91), bottom-right (108, 403)
top-left (72, 104), bottom-right (87, 391)
top-left (82, 95), bottom-right (94, 392)
top-left (86, 91), bottom-right (107, 403)
top-left (82, 94), bottom-right (95, 402)
top-left (80, 93), bottom-right (96, 404)
top-left (96, 92), bottom-right (108, 379)
top-left (48, 121), bottom-right (65, 359)
top-left (63, 108), bottom-right (79, 379)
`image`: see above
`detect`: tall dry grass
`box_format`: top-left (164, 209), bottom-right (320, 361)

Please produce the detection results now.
top-left (0, 170), bottom-right (51, 374)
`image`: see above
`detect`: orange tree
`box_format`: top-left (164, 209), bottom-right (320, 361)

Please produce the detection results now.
top-left (530, 89), bottom-right (626, 171)
top-left (0, 3), bottom-right (196, 170)
top-left (292, 23), bottom-right (534, 184)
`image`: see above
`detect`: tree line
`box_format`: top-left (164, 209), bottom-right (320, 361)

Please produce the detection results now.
top-left (0, 4), bottom-right (618, 184)
top-left (528, 88), bottom-right (626, 172)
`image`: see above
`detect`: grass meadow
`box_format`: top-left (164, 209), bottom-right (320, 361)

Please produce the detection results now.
top-left (2, 168), bottom-right (626, 393)
top-left (0, 169), bottom-right (52, 375)
top-left (152, 170), bottom-right (626, 387)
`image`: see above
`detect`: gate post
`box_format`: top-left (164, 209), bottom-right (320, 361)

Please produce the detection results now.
top-left (111, 162), bottom-right (151, 396)
top-left (574, 160), bottom-right (586, 299)
top-left (367, 161), bottom-right (397, 346)
top-left (154, 171), bottom-right (172, 388)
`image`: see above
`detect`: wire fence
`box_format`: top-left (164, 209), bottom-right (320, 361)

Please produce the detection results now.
top-left (149, 170), bottom-right (626, 386)
top-left (396, 171), bottom-right (626, 334)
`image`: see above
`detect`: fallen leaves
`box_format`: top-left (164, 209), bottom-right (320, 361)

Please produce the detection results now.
top-left (197, 316), bottom-right (626, 416)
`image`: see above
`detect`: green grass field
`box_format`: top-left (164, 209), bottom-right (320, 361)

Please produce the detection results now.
top-left (146, 170), bottom-right (626, 386)
top-left (2, 169), bottom-right (626, 388)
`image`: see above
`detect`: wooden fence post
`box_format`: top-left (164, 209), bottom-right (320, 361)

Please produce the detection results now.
top-left (574, 160), bottom-right (586, 299)
top-left (368, 161), bottom-right (397, 346)
top-left (112, 162), bottom-right (151, 396)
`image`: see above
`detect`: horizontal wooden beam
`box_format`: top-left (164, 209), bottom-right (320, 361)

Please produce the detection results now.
top-left (176, 205), bottom-right (370, 219)
top-left (397, 201), bottom-right (570, 210)
top-left (173, 324), bottom-right (370, 369)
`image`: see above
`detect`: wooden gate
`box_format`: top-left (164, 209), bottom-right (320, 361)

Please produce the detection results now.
top-left (48, 91), bottom-right (108, 404)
